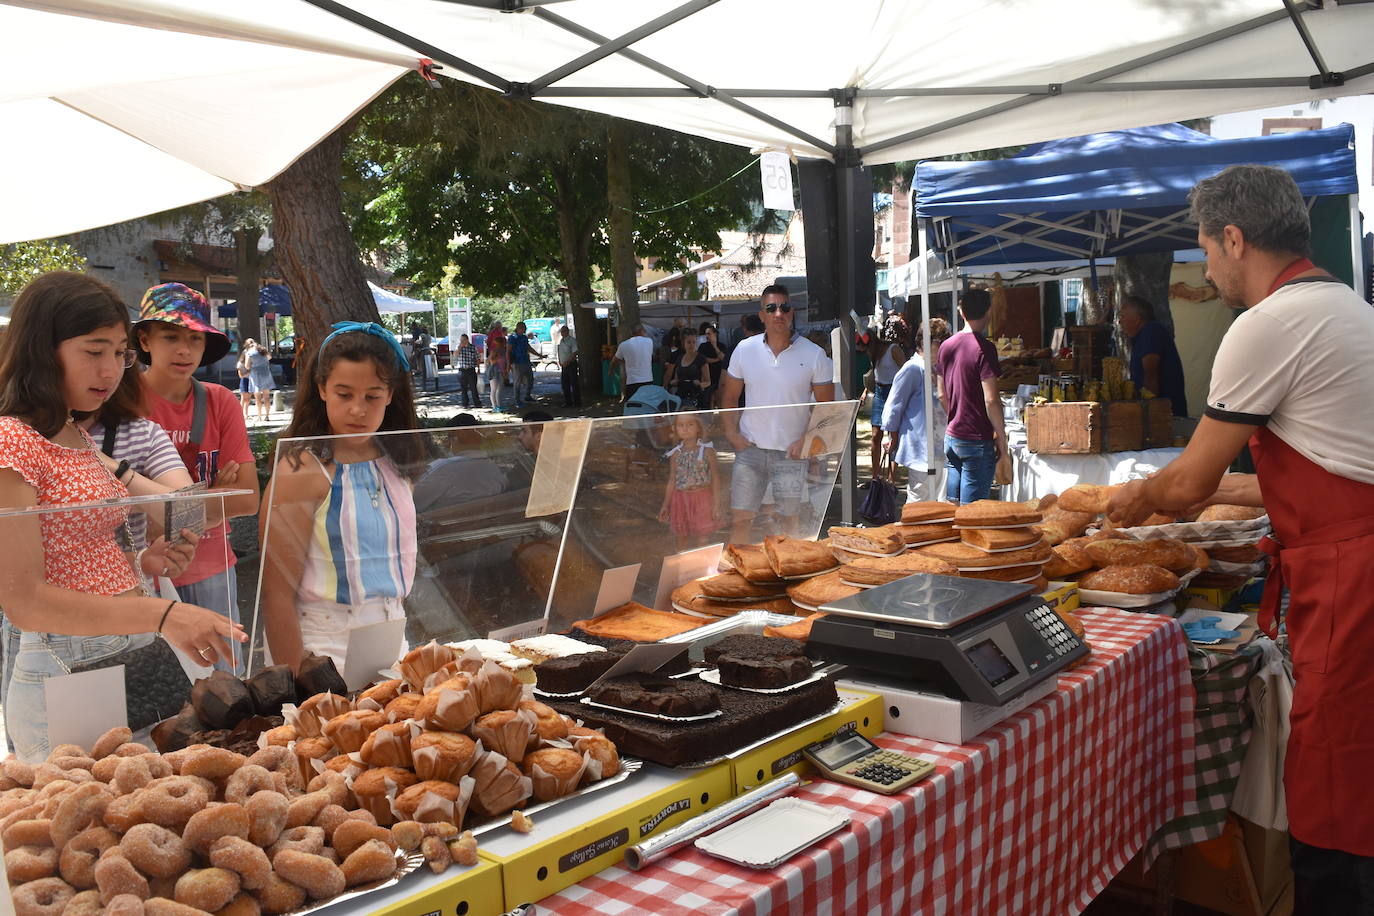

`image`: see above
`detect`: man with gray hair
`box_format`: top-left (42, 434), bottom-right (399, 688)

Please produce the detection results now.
top-left (1109, 164), bottom-right (1374, 912)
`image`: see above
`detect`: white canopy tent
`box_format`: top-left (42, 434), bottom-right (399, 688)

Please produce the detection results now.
top-left (368, 281), bottom-right (433, 314)
top-left (2, 0), bottom-right (1372, 243)
top-left (5, 0), bottom-right (1370, 517)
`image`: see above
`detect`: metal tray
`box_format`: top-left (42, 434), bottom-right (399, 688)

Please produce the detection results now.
top-left (290, 850), bottom-right (423, 915)
top-left (469, 757), bottom-right (643, 837)
top-left (660, 610), bottom-right (801, 663)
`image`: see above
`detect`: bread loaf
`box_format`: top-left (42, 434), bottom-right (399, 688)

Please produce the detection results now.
top-left (724, 544), bottom-right (787, 583)
top-left (1056, 484), bottom-right (1119, 515)
top-left (762, 535), bottom-right (839, 578)
top-left (827, 525), bottom-right (905, 556)
top-left (1043, 543), bottom-right (1093, 579)
top-left (1080, 564), bottom-right (1179, 594)
top-left (1038, 507), bottom-right (1095, 545)
top-left (699, 571), bottom-right (787, 599)
top-left (1197, 504), bottom-right (1266, 523)
top-left (1083, 537), bottom-right (1194, 573)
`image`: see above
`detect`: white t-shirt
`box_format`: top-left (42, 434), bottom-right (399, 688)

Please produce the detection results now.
top-left (1207, 277), bottom-right (1374, 484)
top-left (726, 333), bottom-right (834, 450)
top-left (615, 335), bottom-right (654, 385)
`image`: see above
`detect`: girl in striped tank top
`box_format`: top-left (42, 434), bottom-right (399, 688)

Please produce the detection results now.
top-left (258, 323), bottom-right (426, 672)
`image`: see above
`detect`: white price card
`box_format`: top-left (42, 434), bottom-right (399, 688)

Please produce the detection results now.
top-left (342, 618), bottom-right (408, 691)
top-left (46, 666), bottom-right (125, 752)
top-left (593, 563), bottom-right (643, 615)
top-left (653, 543), bottom-right (724, 609)
top-left (760, 151), bottom-right (794, 211)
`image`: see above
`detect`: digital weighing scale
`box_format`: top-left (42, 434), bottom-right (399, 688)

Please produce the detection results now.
top-left (810, 575), bottom-right (1086, 706)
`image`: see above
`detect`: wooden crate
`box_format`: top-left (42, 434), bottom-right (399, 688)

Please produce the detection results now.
top-left (1103, 400), bottom-right (1144, 452)
top-left (1025, 401), bottom-right (1101, 454)
top-left (1144, 397), bottom-right (1174, 448)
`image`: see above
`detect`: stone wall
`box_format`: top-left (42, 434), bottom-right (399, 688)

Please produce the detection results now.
top-left (63, 219), bottom-right (162, 310)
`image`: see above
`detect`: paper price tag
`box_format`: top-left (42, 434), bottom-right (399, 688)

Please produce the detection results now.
top-left (46, 666), bottom-right (125, 751)
top-left (760, 151), bottom-right (794, 211)
top-left (653, 543), bottom-right (723, 609)
top-left (342, 618), bottom-right (408, 691)
top-left (593, 563), bottom-right (642, 615)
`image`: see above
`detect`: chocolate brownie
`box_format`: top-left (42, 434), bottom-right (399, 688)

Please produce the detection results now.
top-left (534, 649), bottom-right (627, 695)
top-left (550, 675), bottom-right (838, 767)
top-left (715, 654), bottom-right (812, 689)
top-left (702, 634), bottom-right (806, 667)
top-left (587, 675), bottom-right (720, 717)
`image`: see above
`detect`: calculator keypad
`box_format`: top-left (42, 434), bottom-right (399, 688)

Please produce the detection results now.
top-left (839, 750), bottom-right (932, 791)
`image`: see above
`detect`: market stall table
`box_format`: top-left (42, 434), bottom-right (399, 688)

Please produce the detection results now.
top-left (1010, 442), bottom-right (1184, 502)
top-left (538, 608), bottom-right (1193, 916)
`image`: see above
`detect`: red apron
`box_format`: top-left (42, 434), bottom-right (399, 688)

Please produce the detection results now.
top-left (1252, 424), bottom-right (1374, 856)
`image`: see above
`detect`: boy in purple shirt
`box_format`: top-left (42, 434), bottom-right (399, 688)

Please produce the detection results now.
top-left (935, 289), bottom-right (1005, 504)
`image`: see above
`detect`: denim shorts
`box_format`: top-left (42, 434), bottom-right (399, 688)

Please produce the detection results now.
top-left (177, 567), bottom-right (241, 675)
top-left (6, 629), bottom-right (154, 763)
top-left (945, 434), bottom-right (998, 505)
top-left (871, 382), bottom-right (892, 428)
top-left (730, 446), bottom-right (807, 513)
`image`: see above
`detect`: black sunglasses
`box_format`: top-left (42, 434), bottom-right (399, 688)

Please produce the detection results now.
top-left (764, 303), bottom-right (793, 314)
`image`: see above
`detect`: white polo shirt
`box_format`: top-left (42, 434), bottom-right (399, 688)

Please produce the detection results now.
top-left (1206, 278), bottom-right (1374, 484)
top-left (727, 333), bottom-right (834, 451)
top-left (615, 335), bottom-right (654, 385)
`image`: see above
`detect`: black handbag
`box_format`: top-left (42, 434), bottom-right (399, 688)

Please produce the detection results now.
top-left (67, 636), bottom-right (192, 731)
top-left (859, 475), bottom-right (899, 525)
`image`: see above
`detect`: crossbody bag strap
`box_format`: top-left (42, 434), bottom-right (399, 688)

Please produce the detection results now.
top-left (188, 379), bottom-right (208, 450)
top-left (101, 422), bottom-right (118, 457)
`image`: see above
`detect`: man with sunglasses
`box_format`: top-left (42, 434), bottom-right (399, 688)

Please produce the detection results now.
top-left (720, 284), bottom-right (834, 542)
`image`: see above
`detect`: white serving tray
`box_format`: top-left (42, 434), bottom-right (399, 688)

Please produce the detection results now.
top-left (695, 797), bottom-right (850, 869)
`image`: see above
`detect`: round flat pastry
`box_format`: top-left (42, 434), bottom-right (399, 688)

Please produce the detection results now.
top-left (839, 553), bottom-right (959, 587)
top-left (897, 522), bottom-right (957, 545)
top-left (786, 569), bottom-right (862, 607)
top-left (960, 563), bottom-right (1046, 581)
top-left (674, 594), bottom-right (796, 617)
top-left (917, 540), bottom-right (1043, 569)
top-left (953, 499), bottom-right (1042, 528)
top-left (959, 526), bottom-right (1041, 552)
top-left (899, 500), bottom-right (957, 525)
top-left (698, 570), bottom-right (787, 599)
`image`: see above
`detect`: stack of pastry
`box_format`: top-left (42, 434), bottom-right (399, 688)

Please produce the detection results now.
top-left (670, 569), bottom-right (793, 618)
top-left (918, 540), bottom-right (1053, 590)
top-left (839, 552), bottom-right (958, 588)
top-left (827, 525), bottom-right (906, 563)
top-left (895, 500), bottom-right (958, 548)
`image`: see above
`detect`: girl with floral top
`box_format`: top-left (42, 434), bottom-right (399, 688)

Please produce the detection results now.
top-left (0, 272), bottom-right (245, 761)
top-left (658, 413), bottom-right (722, 550)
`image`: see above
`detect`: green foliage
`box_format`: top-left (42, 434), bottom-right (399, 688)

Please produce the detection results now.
top-left (0, 240), bottom-right (86, 294)
top-left (345, 79), bottom-right (760, 299)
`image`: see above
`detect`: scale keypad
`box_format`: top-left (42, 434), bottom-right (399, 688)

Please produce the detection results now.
top-left (1024, 604), bottom-right (1082, 656)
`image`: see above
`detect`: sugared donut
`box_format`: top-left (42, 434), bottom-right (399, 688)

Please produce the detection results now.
top-left (182, 803), bottom-right (251, 857)
top-left (93, 852), bottom-right (149, 905)
top-left (138, 776), bottom-right (208, 832)
top-left (272, 849), bottom-right (345, 900)
top-left (209, 836), bottom-right (272, 891)
top-left (340, 838), bottom-right (396, 887)
top-left (245, 791), bottom-right (289, 848)
top-left (119, 822), bottom-right (191, 880)
top-left (11, 876), bottom-right (75, 916)
top-left (5, 844), bottom-right (58, 882)
top-left (58, 825), bottom-right (117, 889)
top-left (251, 871), bottom-right (306, 915)
top-left (174, 867), bottom-right (241, 912)
top-left (267, 825), bottom-right (325, 859)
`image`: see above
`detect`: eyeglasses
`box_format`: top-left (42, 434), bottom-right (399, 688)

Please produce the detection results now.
top-left (120, 349), bottom-right (139, 369)
top-left (764, 303), bottom-right (792, 314)
top-left (86, 348), bottom-right (138, 369)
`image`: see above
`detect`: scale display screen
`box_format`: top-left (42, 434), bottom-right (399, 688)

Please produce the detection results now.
top-left (966, 639), bottom-right (1018, 686)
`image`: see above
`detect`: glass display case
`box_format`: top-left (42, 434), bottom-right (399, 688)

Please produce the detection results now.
top-left (249, 401), bottom-right (859, 676)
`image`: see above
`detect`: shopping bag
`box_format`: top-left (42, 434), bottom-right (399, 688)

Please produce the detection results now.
top-left (859, 475), bottom-right (899, 525)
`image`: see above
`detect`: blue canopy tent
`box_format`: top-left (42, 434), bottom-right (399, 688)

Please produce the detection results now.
top-left (914, 122), bottom-right (1360, 274)
top-left (217, 284), bottom-right (292, 320)
top-left (903, 122), bottom-right (1362, 475)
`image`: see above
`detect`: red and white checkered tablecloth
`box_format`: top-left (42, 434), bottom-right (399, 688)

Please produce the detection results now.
top-left (537, 608), bottom-right (1195, 916)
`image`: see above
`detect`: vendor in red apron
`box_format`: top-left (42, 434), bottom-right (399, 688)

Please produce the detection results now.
top-left (1109, 164), bottom-right (1374, 915)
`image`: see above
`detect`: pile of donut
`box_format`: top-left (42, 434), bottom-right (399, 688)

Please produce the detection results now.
top-left (1038, 483), bottom-right (1263, 595)
top-left (0, 643), bottom-right (621, 916)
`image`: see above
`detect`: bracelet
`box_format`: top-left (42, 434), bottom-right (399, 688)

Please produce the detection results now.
top-left (113, 459), bottom-right (131, 484)
top-left (157, 600), bottom-right (176, 634)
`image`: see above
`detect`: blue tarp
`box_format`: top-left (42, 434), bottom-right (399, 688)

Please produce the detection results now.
top-left (914, 123), bottom-right (1358, 266)
top-left (218, 284), bottom-right (292, 319)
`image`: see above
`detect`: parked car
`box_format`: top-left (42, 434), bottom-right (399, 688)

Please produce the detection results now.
top-left (432, 336), bottom-right (451, 369)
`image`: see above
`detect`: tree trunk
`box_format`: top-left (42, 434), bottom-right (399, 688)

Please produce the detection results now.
top-left (552, 164), bottom-right (603, 391)
top-left (1113, 252), bottom-right (1175, 330)
top-left (265, 123), bottom-right (378, 357)
top-left (606, 121), bottom-right (641, 343)
top-left (233, 226), bottom-right (265, 346)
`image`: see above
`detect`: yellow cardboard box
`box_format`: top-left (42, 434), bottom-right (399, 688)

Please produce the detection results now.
top-left (730, 688), bottom-right (884, 792)
top-left (1043, 580), bottom-right (1080, 613)
top-left (1185, 585), bottom-right (1238, 608)
top-left (478, 760), bottom-right (732, 907)
top-left (340, 856), bottom-right (505, 916)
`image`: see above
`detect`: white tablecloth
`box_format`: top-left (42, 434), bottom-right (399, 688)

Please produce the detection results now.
top-left (1010, 443), bottom-right (1184, 501)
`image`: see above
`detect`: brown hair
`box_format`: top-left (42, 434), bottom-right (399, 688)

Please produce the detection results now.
top-left (277, 328), bottom-right (427, 476)
top-left (0, 272), bottom-right (131, 437)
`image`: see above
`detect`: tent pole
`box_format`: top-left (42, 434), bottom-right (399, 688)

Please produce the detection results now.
top-left (917, 217), bottom-right (936, 497)
top-left (1351, 194), bottom-right (1366, 299)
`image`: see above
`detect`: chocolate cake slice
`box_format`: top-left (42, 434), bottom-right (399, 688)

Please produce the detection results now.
top-left (715, 653), bottom-right (813, 689)
top-left (702, 634), bottom-right (806, 667)
top-left (587, 675), bottom-right (720, 717)
top-left (535, 649), bottom-right (627, 695)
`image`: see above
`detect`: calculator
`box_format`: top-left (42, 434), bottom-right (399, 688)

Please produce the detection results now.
top-left (802, 731), bottom-right (935, 794)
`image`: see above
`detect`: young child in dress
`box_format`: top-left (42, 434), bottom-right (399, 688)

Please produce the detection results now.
top-left (258, 322), bottom-right (426, 672)
top-left (658, 413), bottom-right (722, 550)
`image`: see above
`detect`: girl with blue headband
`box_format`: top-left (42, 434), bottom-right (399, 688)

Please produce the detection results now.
top-left (257, 322), bottom-right (426, 672)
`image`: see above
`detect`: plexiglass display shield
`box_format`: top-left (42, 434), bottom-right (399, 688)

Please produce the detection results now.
top-left (250, 401), bottom-right (858, 678)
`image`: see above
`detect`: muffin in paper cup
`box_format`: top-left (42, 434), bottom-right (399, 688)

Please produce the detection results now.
top-left (411, 730), bottom-right (478, 782)
top-left (393, 776), bottom-right (475, 827)
top-left (469, 708), bottom-right (538, 765)
top-left (322, 709), bottom-right (387, 755)
top-left (467, 749), bottom-right (533, 818)
top-left (293, 692), bottom-right (351, 737)
top-left (523, 747), bottom-right (589, 802)
top-left (416, 675), bottom-right (479, 732)
top-left (473, 660), bottom-right (524, 714)
top-left (400, 641), bottom-right (457, 692)
top-left (359, 721), bottom-right (414, 769)
top-left (352, 766), bottom-right (418, 826)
